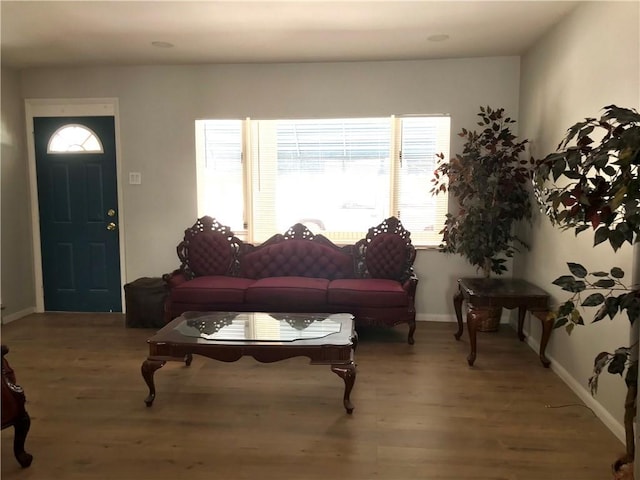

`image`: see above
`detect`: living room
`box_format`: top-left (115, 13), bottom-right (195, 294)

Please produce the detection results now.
top-left (1, 1), bottom-right (638, 478)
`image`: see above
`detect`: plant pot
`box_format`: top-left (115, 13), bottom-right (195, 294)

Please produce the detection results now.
top-left (469, 305), bottom-right (502, 332)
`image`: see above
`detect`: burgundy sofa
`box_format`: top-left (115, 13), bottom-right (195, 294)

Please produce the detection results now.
top-left (163, 216), bottom-right (418, 343)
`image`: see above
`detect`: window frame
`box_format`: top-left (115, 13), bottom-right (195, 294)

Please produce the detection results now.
top-left (195, 115), bottom-right (450, 248)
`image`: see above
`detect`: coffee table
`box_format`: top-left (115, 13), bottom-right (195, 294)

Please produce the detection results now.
top-left (141, 311), bottom-right (357, 413)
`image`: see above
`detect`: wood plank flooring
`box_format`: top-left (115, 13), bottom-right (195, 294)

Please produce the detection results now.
top-left (1, 313), bottom-right (623, 479)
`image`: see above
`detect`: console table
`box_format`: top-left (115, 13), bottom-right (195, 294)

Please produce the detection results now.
top-left (453, 278), bottom-right (552, 367)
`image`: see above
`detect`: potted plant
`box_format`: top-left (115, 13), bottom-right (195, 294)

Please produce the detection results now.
top-left (431, 106), bottom-right (534, 330)
top-left (533, 104), bottom-right (640, 476)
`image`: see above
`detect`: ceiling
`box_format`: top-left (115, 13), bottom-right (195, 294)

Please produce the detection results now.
top-left (1, 1), bottom-right (580, 69)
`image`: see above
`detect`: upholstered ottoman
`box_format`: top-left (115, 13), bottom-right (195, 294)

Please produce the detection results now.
top-left (124, 277), bottom-right (168, 328)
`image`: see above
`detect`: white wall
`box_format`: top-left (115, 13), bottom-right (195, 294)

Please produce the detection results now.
top-left (18, 56), bottom-right (521, 316)
top-left (1, 67), bottom-right (35, 321)
top-left (518, 1), bottom-right (639, 440)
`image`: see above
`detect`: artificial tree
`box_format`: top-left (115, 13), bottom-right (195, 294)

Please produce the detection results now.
top-left (533, 104), bottom-right (640, 473)
top-left (431, 106), bottom-right (533, 278)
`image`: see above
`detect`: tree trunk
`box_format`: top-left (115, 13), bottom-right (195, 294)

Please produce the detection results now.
top-left (482, 258), bottom-right (491, 278)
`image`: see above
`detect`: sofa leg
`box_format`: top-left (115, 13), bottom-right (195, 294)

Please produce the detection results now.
top-left (408, 321), bottom-right (416, 345)
top-left (12, 412), bottom-right (33, 468)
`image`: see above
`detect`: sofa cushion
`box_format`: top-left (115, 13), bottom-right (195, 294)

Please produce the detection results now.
top-left (328, 279), bottom-right (408, 307)
top-left (365, 233), bottom-right (409, 280)
top-left (171, 276), bottom-right (254, 304)
top-left (245, 276), bottom-right (329, 307)
top-left (188, 232), bottom-right (237, 277)
top-left (240, 240), bottom-right (353, 279)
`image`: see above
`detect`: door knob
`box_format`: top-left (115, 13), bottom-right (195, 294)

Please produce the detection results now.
top-left (107, 222), bottom-right (117, 231)
top-left (107, 209), bottom-right (116, 217)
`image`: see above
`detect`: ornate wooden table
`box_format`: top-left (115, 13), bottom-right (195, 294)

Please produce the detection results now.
top-left (453, 278), bottom-right (552, 367)
top-left (142, 311), bottom-right (357, 413)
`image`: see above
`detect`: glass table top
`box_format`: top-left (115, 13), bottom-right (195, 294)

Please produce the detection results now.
top-left (174, 311), bottom-right (352, 342)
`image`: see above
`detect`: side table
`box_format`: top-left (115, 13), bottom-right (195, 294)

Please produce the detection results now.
top-left (453, 277), bottom-right (552, 367)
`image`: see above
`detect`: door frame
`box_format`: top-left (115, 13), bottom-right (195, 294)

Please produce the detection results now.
top-left (25, 98), bottom-right (127, 312)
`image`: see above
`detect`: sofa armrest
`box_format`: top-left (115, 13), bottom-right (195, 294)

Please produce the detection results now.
top-left (162, 269), bottom-right (188, 289)
top-left (402, 272), bottom-right (419, 296)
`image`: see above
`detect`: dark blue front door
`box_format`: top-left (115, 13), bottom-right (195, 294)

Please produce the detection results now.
top-left (34, 116), bottom-right (122, 312)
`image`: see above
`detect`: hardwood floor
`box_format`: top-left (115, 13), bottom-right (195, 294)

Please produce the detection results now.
top-left (1, 313), bottom-right (623, 479)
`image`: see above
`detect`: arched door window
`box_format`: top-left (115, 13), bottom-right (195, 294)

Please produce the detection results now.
top-left (47, 124), bottom-right (104, 153)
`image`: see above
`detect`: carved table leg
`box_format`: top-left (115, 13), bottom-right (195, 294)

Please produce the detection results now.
top-left (141, 359), bottom-right (166, 407)
top-left (517, 306), bottom-right (526, 342)
top-left (453, 289), bottom-right (464, 340)
top-left (466, 307), bottom-right (480, 366)
top-left (407, 319), bottom-right (416, 345)
top-left (538, 313), bottom-right (553, 368)
top-left (331, 362), bottom-right (356, 414)
top-left (12, 412), bottom-right (33, 468)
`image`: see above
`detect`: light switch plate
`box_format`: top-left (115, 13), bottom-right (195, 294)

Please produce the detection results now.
top-left (129, 172), bottom-right (142, 185)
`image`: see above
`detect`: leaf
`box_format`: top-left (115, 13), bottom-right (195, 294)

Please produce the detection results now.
top-left (551, 160), bottom-right (567, 182)
top-left (608, 230), bottom-right (627, 251)
top-left (591, 271), bottom-right (609, 277)
top-left (614, 346), bottom-right (631, 356)
top-left (571, 309), bottom-right (584, 325)
top-left (593, 304), bottom-right (608, 322)
top-left (605, 296), bottom-right (621, 319)
top-left (593, 351), bottom-right (611, 374)
top-left (610, 267), bottom-right (625, 279)
top-left (581, 293), bottom-right (605, 307)
top-left (577, 124), bottom-right (595, 139)
top-left (594, 227), bottom-right (610, 246)
top-left (593, 278), bottom-right (616, 289)
top-left (589, 375), bottom-right (599, 395)
top-left (567, 262), bottom-right (588, 278)
top-left (607, 353), bottom-right (626, 375)
top-left (557, 300), bottom-right (575, 317)
top-left (552, 276), bottom-right (586, 292)
top-left (554, 317), bottom-right (568, 329)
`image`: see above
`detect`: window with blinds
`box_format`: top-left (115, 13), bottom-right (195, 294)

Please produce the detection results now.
top-left (195, 115), bottom-right (450, 247)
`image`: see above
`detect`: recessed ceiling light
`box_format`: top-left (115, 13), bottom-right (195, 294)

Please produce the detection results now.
top-left (151, 41), bottom-right (174, 48)
top-left (427, 34), bottom-right (450, 42)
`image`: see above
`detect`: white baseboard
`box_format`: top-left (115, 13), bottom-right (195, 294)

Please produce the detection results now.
top-left (416, 313), bottom-right (456, 322)
top-left (522, 328), bottom-right (625, 445)
top-left (416, 313), bottom-right (511, 323)
top-left (1, 307), bottom-right (35, 324)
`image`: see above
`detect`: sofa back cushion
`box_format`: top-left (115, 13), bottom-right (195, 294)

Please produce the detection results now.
top-left (188, 232), bottom-right (236, 277)
top-left (365, 233), bottom-right (409, 280)
top-left (177, 216), bottom-right (243, 278)
top-left (355, 216), bottom-right (416, 282)
top-left (240, 239), bottom-right (354, 280)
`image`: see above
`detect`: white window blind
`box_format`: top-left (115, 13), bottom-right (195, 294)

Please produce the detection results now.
top-left (395, 116), bottom-right (450, 246)
top-left (195, 119), bottom-right (245, 234)
top-left (196, 115), bottom-right (450, 247)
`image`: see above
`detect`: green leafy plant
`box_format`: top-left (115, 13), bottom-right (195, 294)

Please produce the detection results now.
top-left (533, 105), bottom-right (640, 251)
top-left (549, 262), bottom-right (639, 389)
top-left (534, 104), bottom-right (640, 466)
top-left (431, 106), bottom-right (533, 277)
